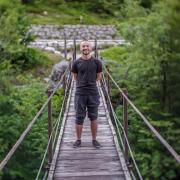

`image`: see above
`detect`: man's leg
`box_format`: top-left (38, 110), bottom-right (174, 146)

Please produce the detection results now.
top-left (91, 119), bottom-right (101, 148)
top-left (87, 95), bottom-right (101, 148)
top-left (73, 123), bottom-right (83, 148)
top-left (73, 95), bottom-right (86, 148)
top-left (75, 123), bottom-right (83, 140)
top-left (91, 119), bottom-right (97, 140)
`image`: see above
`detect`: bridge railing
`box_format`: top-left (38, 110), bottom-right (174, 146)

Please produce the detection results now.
top-left (36, 65), bottom-right (72, 180)
top-left (0, 64), bottom-right (72, 173)
top-left (101, 70), bottom-right (143, 180)
top-left (100, 62), bottom-right (180, 179)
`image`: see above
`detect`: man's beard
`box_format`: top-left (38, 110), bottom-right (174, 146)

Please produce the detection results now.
top-left (82, 50), bottom-right (90, 55)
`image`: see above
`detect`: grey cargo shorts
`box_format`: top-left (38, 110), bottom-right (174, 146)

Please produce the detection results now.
top-left (74, 94), bottom-right (100, 125)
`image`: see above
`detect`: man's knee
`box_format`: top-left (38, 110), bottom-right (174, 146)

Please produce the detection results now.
top-left (75, 115), bottom-right (85, 125)
top-left (90, 119), bottom-right (97, 123)
top-left (76, 119), bottom-right (84, 125)
top-left (88, 110), bottom-right (98, 120)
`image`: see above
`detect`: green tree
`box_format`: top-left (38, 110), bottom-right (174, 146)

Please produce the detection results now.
top-left (102, 0), bottom-right (180, 179)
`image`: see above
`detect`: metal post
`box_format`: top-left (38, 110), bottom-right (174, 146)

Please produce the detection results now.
top-left (106, 65), bottom-right (110, 112)
top-left (47, 90), bottom-right (53, 164)
top-left (63, 73), bottom-right (66, 94)
top-left (64, 32), bottom-right (67, 59)
top-left (73, 37), bottom-right (76, 60)
top-left (123, 88), bottom-right (129, 164)
top-left (106, 65), bottom-right (110, 95)
top-left (94, 39), bottom-right (97, 58)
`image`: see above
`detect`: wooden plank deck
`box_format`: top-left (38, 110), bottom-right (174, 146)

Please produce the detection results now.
top-left (48, 81), bottom-right (131, 180)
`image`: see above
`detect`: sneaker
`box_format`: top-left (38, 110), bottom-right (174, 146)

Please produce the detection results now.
top-left (92, 140), bottom-right (101, 148)
top-left (73, 140), bottom-right (81, 148)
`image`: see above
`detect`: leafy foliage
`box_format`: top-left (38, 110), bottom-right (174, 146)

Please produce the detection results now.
top-left (0, 79), bottom-right (64, 179)
top-left (102, 0), bottom-right (180, 179)
top-left (0, 0), bottom-right (46, 69)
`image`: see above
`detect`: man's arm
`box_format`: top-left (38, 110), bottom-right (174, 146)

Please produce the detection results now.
top-left (73, 73), bottom-right (77, 80)
top-left (96, 72), bottom-right (102, 81)
top-left (96, 59), bottom-right (102, 81)
top-left (71, 60), bottom-right (78, 80)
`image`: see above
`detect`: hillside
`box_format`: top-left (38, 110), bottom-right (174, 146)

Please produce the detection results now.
top-left (24, 0), bottom-right (119, 25)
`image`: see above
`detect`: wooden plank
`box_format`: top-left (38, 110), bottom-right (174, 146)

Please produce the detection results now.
top-left (69, 103), bottom-right (104, 106)
top-left (64, 129), bottom-right (111, 133)
top-left (63, 132), bottom-right (113, 136)
top-left (63, 129), bottom-right (111, 134)
top-left (68, 109), bottom-right (106, 112)
top-left (63, 130), bottom-right (112, 133)
top-left (54, 171), bottom-right (125, 179)
top-left (65, 120), bottom-right (109, 124)
top-left (63, 132), bottom-right (112, 136)
top-left (65, 121), bottom-right (109, 126)
top-left (62, 134), bottom-right (112, 138)
top-left (60, 143), bottom-right (115, 149)
top-left (61, 139), bottom-right (115, 144)
top-left (57, 154), bottom-right (119, 161)
top-left (65, 124), bottom-right (110, 128)
top-left (63, 131), bottom-right (112, 135)
top-left (54, 161), bottom-right (121, 170)
top-left (54, 161), bottom-right (122, 172)
top-left (54, 175), bottom-right (124, 180)
top-left (62, 137), bottom-right (114, 142)
top-left (59, 148), bottom-right (117, 153)
top-left (65, 116), bottom-right (108, 121)
top-left (64, 127), bottom-right (111, 131)
top-left (60, 145), bottom-right (116, 151)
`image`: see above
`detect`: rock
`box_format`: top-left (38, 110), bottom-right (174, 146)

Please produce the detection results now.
top-left (44, 47), bottom-right (56, 53)
top-left (47, 60), bottom-right (69, 90)
top-left (43, 11), bottom-right (48, 15)
top-left (44, 77), bottom-right (49, 83)
top-left (29, 24), bottom-right (119, 40)
top-left (54, 51), bottom-right (62, 55)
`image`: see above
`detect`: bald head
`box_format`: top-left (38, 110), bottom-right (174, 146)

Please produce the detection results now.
top-left (80, 41), bottom-right (92, 56)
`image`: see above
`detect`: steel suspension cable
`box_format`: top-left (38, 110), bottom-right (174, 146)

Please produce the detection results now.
top-left (101, 73), bottom-right (143, 180)
top-left (0, 67), bottom-right (69, 171)
top-left (103, 66), bottom-right (180, 164)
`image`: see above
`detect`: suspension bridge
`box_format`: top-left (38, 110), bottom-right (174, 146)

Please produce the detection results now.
top-left (0, 38), bottom-right (179, 180)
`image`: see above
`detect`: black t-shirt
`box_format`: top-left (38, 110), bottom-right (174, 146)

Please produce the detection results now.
top-left (71, 57), bottom-right (102, 95)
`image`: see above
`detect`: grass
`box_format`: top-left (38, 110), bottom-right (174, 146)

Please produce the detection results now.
top-left (101, 45), bottom-right (127, 61)
top-left (42, 51), bottom-right (62, 64)
top-left (24, 1), bottom-right (118, 25)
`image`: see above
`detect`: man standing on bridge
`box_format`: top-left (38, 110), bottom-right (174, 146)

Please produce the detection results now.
top-left (71, 40), bottom-right (102, 148)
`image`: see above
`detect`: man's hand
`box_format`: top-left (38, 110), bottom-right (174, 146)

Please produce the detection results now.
top-left (73, 73), bottom-right (77, 80)
top-left (96, 73), bottom-right (102, 81)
